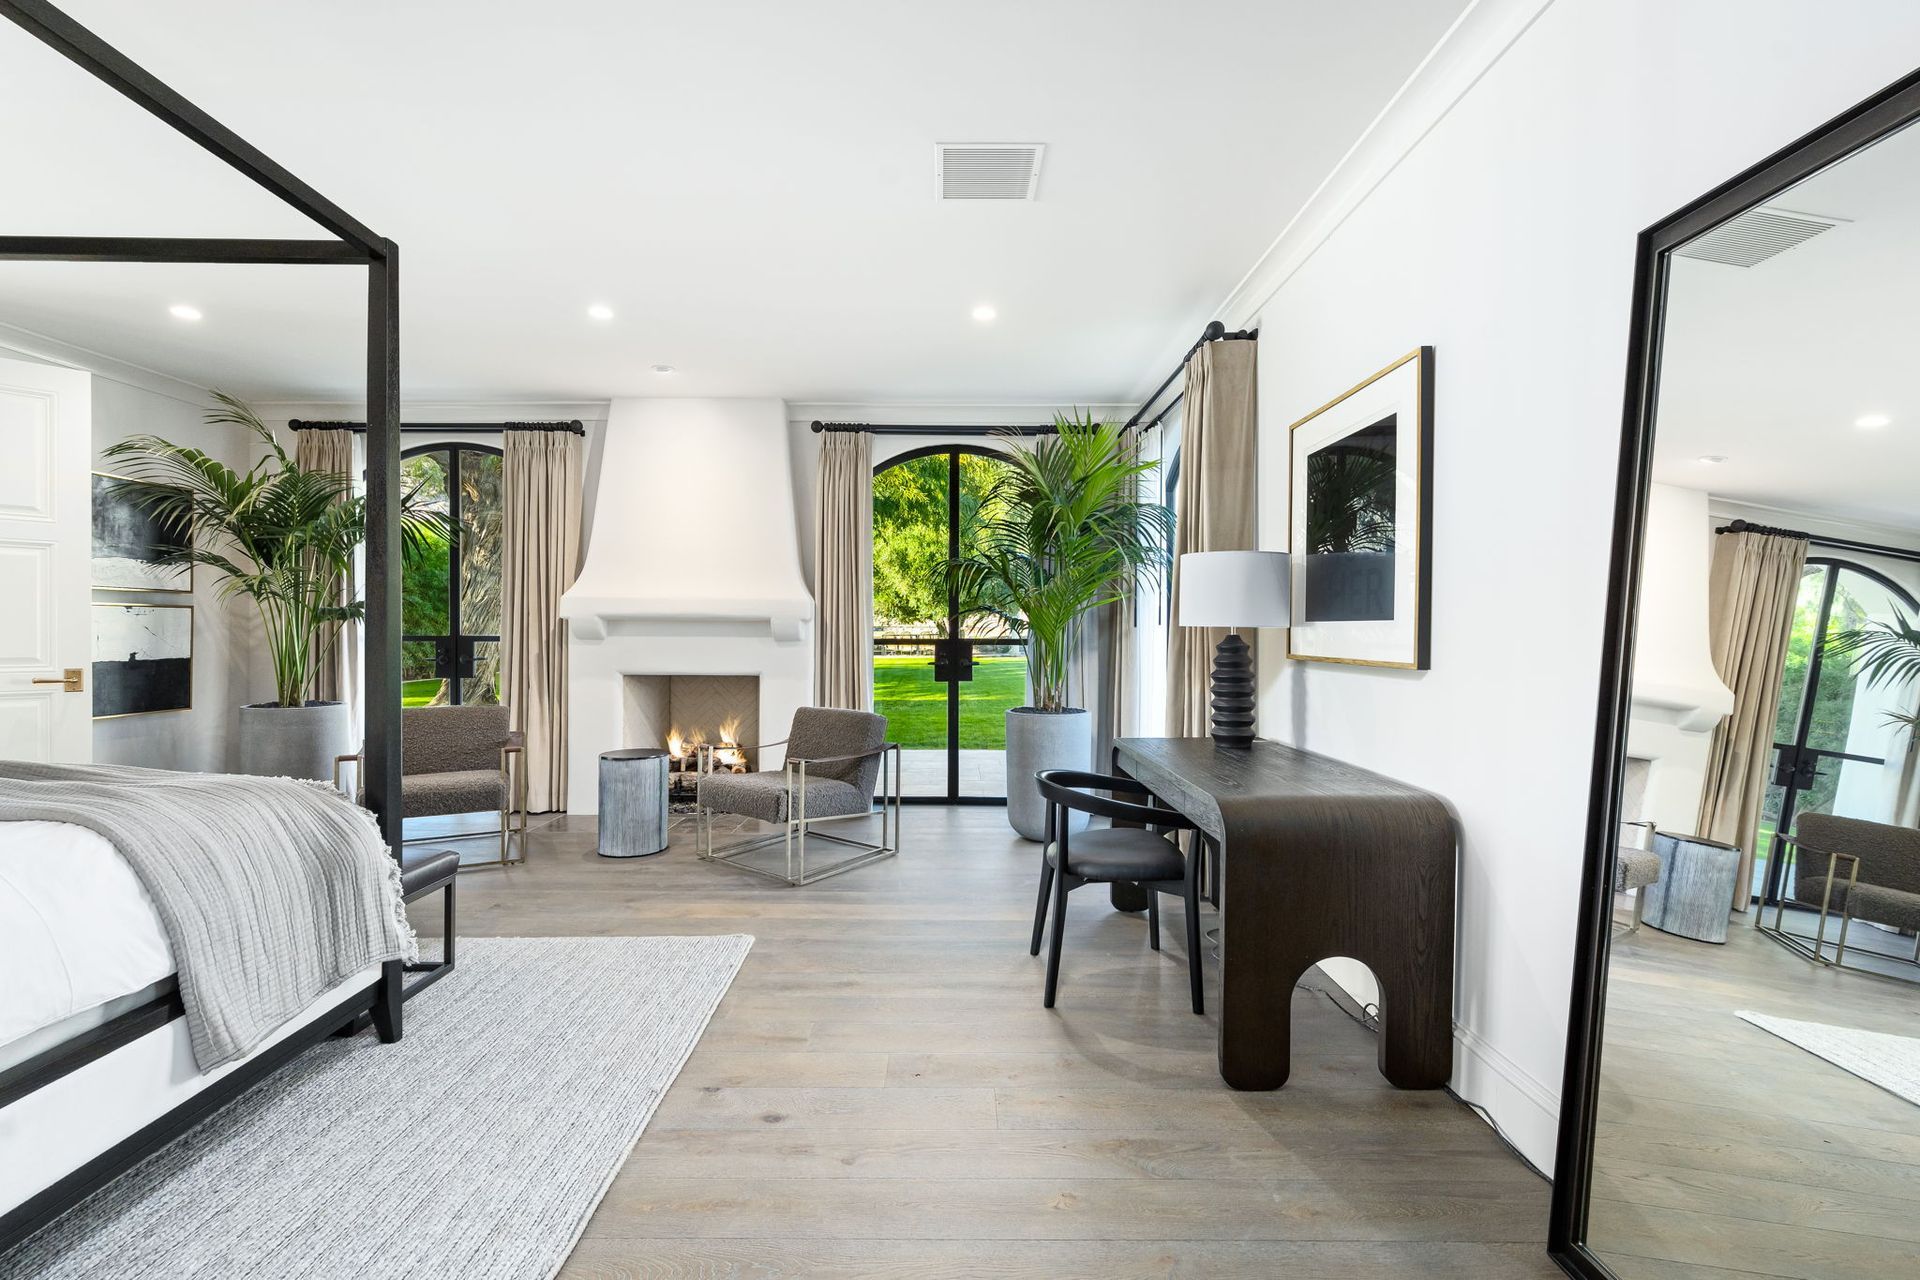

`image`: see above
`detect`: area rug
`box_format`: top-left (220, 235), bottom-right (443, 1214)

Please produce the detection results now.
top-left (1736, 1009), bottom-right (1920, 1107)
top-left (2, 934), bottom-right (753, 1280)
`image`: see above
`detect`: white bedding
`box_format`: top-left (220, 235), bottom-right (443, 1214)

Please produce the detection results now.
top-left (0, 819), bottom-right (175, 1055)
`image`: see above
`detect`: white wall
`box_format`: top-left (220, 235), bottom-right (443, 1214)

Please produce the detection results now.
top-left (1233, 0), bottom-right (1920, 1170)
top-left (0, 337), bottom-right (264, 771)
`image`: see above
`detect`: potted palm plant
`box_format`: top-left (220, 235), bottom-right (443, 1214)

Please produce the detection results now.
top-left (104, 393), bottom-right (445, 780)
top-left (949, 412), bottom-right (1171, 839)
top-left (1831, 609), bottom-right (1920, 738)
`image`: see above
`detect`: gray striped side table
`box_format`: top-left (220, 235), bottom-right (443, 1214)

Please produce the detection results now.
top-left (598, 749), bottom-right (670, 858)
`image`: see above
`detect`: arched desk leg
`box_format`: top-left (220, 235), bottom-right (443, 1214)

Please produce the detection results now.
top-left (1377, 962), bottom-right (1453, 1089)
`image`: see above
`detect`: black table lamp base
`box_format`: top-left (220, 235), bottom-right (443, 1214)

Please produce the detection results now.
top-left (1209, 632), bottom-right (1255, 748)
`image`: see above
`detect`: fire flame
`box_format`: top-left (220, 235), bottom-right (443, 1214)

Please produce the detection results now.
top-left (666, 727), bottom-right (686, 761)
top-left (714, 716), bottom-right (745, 770)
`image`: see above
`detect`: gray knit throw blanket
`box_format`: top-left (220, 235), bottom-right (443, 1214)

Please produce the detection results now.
top-left (0, 761), bottom-right (417, 1070)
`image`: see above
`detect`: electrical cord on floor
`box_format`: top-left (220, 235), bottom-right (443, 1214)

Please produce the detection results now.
top-left (1297, 978), bottom-right (1551, 1183)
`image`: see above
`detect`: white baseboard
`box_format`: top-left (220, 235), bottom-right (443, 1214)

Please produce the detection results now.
top-left (1452, 1021), bottom-right (1560, 1175)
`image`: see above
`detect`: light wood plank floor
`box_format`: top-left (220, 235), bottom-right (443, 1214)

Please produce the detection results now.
top-left (1590, 912), bottom-right (1920, 1279)
top-left (416, 806), bottom-right (1555, 1279)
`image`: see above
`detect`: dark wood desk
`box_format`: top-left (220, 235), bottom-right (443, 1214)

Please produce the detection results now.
top-left (1113, 737), bottom-right (1456, 1091)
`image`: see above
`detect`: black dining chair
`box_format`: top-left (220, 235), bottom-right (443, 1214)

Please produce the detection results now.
top-left (1030, 769), bottom-right (1210, 1014)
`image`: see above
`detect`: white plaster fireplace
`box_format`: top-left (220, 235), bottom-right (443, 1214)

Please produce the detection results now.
top-left (560, 398), bottom-right (813, 814)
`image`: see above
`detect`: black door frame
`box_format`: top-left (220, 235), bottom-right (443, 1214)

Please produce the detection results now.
top-left (1757, 557), bottom-right (1919, 907)
top-left (401, 442), bottom-right (501, 705)
top-left (872, 444), bottom-right (1023, 805)
top-left (1550, 67), bottom-right (1920, 1279)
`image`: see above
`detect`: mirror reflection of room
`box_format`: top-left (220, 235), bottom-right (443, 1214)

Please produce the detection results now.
top-left (1590, 120), bottom-right (1920, 1277)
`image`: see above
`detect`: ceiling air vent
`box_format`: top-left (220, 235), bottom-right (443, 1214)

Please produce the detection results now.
top-left (935, 143), bottom-right (1045, 200)
top-left (1672, 206), bottom-right (1847, 267)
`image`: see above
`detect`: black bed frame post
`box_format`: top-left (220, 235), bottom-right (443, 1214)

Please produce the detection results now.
top-left (364, 242), bottom-right (403, 854)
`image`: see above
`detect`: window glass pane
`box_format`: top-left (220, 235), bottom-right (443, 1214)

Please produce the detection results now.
top-left (402, 640), bottom-right (445, 706)
top-left (1770, 564), bottom-right (1827, 748)
top-left (462, 639), bottom-right (501, 706)
top-left (1804, 568), bottom-right (1911, 757)
top-left (872, 452), bottom-right (952, 641)
top-left (958, 452), bottom-right (1025, 641)
top-left (458, 450), bottom-right (503, 638)
top-left (401, 450), bottom-right (451, 637)
top-left (872, 642), bottom-right (946, 799)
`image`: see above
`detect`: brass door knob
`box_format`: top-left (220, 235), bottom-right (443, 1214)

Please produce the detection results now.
top-left (31, 668), bottom-right (85, 693)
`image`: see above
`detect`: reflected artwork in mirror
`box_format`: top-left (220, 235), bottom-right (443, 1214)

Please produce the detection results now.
top-left (1554, 72), bottom-right (1920, 1280)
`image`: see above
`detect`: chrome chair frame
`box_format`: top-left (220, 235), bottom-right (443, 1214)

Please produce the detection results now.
top-left (334, 743), bottom-right (527, 869)
top-left (696, 737), bottom-right (903, 886)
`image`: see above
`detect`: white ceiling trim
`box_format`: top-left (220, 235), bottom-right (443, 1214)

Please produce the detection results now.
top-left (0, 317), bottom-right (214, 410)
top-left (1121, 0), bottom-right (1556, 406)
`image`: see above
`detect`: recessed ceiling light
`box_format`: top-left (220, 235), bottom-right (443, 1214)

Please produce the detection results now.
top-left (168, 303), bottom-right (202, 322)
top-left (651, 364), bottom-right (676, 375)
top-left (1698, 455), bottom-right (1727, 465)
top-left (1855, 413), bottom-right (1892, 429)
top-left (586, 304), bottom-right (615, 321)
top-left (971, 304), bottom-right (997, 323)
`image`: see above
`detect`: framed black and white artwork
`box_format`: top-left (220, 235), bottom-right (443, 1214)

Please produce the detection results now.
top-left (92, 472), bottom-right (191, 593)
top-left (1286, 347), bottom-right (1433, 669)
top-left (93, 603), bottom-right (193, 718)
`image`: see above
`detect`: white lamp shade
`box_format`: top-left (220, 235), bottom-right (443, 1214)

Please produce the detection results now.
top-left (1178, 550), bottom-right (1291, 629)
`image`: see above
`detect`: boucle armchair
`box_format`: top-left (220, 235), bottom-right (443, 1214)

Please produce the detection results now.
top-left (1770, 812), bottom-right (1920, 971)
top-left (696, 706), bottom-right (900, 886)
top-left (336, 704), bottom-right (526, 869)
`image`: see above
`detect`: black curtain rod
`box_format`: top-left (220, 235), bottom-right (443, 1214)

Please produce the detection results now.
top-left (810, 421), bottom-right (1056, 437)
top-left (288, 419), bottom-right (585, 436)
top-left (1124, 320), bottom-right (1259, 430)
top-left (1717, 517), bottom-right (1920, 565)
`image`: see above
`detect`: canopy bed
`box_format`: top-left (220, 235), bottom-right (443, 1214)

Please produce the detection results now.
top-left (0, 0), bottom-right (415, 1253)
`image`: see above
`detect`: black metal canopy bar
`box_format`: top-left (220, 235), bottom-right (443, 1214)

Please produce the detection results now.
top-left (0, 0), bottom-right (405, 851)
top-left (1125, 320), bottom-right (1259, 431)
top-left (1716, 517), bottom-right (1920, 566)
top-left (291, 419), bottom-right (586, 436)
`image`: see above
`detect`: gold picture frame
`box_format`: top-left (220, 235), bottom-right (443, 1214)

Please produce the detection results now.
top-left (92, 602), bottom-right (194, 719)
top-left (92, 471), bottom-right (193, 594)
top-left (1285, 346), bottom-right (1433, 669)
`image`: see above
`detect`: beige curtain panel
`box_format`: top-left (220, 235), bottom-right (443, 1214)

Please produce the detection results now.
top-left (294, 427), bottom-right (356, 707)
top-left (1694, 528), bottom-right (1810, 907)
top-left (501, 429), bottom-right (584, 813)
top-left (814, 430), bottom-right (873, 710)
top-left (1165, 338), bottom-right (1259, 737)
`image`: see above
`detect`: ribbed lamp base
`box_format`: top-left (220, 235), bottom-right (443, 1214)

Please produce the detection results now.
top-left (1209, 632), bottom-right (1255, 749)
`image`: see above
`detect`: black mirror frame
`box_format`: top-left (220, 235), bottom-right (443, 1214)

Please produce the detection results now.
top-left (1548, 65), bottom-right (1920, 1279)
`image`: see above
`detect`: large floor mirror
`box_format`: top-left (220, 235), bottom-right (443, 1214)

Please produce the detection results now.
top-left (1554, 72), bottom-right (1920, 1278)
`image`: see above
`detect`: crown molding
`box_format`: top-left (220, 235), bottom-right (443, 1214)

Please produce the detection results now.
top-left (0, 319), bottom-right (214, 409)
top-left (1215, 0), bottom-right (1554, 330)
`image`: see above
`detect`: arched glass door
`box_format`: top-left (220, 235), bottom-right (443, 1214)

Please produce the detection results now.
top-left (1757, 557), bottom-right (1920, 903)
top-left (871, 447), bottom-right (1026, 802)
top-left (400, 443), bottom-right (503, 705)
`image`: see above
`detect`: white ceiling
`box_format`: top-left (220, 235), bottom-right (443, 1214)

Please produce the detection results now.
top-left (1654, 117), bottom-right (1920, 532)
top-left (0, 0), bottom-right (1466, 404)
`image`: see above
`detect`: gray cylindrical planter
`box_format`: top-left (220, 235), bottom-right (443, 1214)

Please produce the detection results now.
top-left (238, 701), bottom-right (352, 782)
top-left (1005, 707), bottom-right (1091, 842)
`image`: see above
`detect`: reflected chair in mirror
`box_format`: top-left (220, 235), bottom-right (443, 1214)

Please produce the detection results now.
top-left (1029, 769), bottom-right (1211, 1014)
top-left (1614, 820), bottom-right (1662, 936)
top-left (335, 704), bottom-right (527, 869)
top-left (696, 706), bottom-right (902, 886)
top-left (1763, 812), bottom-right (1920, 975)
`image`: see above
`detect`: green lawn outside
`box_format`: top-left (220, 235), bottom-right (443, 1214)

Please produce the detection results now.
top-left (403, 678), bottom-right (442, 707)
top-left (873, 654), bottom-right (1025, 749)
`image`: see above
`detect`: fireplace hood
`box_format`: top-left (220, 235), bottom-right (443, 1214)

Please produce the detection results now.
top-left (1630, 484), bottom-right (1734, 733)
top-left (560, 398), bottom-right (814, 641)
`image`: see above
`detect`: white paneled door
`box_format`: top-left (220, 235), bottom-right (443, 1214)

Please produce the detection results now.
top-left (0, 357), bottom-right (91, 762)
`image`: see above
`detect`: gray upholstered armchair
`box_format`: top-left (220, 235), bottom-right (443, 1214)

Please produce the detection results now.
top-left (1769, 812), bottom-right (1920, 971)
top-left (696, 706), bottom-right (900, 886)
top-left (335, 704), bottom-right (527, 869)
top-left (1615, 820), bottom-right (1662, 935)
